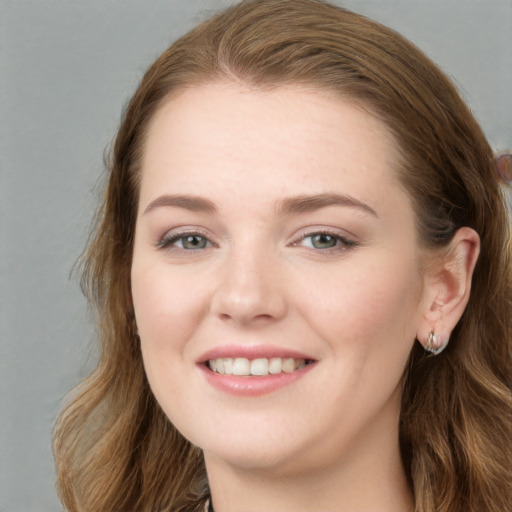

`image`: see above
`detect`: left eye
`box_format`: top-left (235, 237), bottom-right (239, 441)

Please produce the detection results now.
top-left (298, 232), bottom-right (356, 250)
top-left (306, 233), bottom-right (338, 249)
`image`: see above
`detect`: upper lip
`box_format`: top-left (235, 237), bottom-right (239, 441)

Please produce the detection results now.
top-left (197, 344), bottom-right (316, 364)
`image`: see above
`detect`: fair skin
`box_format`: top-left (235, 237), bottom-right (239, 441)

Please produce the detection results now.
top-left (131, 82), bottom-right (479, 512)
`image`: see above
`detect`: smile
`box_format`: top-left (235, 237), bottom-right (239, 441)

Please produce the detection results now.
top-left (208, 357), bottom-right (311, 376)
top-left (198, 346), bottom-right (317, 396)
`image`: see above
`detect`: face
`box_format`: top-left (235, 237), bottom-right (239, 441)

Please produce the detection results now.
top-left (131, 82), bottom-right (428, 476)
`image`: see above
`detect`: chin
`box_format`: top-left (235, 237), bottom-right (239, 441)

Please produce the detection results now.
top-left (194, 419), bottom-right (332, 477)
top-left (203, 441), bottom-right (306, 475)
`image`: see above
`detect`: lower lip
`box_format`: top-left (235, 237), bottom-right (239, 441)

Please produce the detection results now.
top-left (198, 363), bottom-right (316, 397)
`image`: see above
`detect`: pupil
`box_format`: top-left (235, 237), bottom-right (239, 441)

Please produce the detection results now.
top-left (313, 234), bottom-right (336, 248)
top-left (184, 235), bottom-right (205, 249)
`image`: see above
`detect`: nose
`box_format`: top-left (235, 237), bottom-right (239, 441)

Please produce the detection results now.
top-left (210, 244), bottom-right (287, 327)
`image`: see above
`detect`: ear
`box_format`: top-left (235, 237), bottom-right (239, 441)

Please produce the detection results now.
top-left (417, 227), bottom-right (480, 353)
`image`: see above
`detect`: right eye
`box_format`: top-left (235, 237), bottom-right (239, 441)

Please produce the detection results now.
top-left (157, 233), bottom-right (213, 250)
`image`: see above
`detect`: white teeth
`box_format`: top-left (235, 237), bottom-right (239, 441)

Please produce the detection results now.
top-left (268, 357), bottom-right (282, 374)
top-left (232, 358), bottom-right (250, 376)
top-left (223, 358), bottom-right (233, 375)
top-left (281, 357), bottom-right (295, 373)
top-left (250, 358), bottom-right (269, 376)
top-left (208, 357), bottom-right (308, 376)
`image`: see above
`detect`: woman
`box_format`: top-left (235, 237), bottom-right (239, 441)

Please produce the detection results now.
top-left (53, 1), bottom-right (512, 511)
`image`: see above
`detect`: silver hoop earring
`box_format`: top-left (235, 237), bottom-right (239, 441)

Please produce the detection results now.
top-left (424, 331), bottom-right (446, 355)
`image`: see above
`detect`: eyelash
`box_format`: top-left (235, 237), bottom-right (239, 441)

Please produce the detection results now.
top-left (292, 230), bottom-right (358, 252)
top-left (156, 230), bottom-right (216, 251)
top-left (156, 229), bottom-right (358, 253)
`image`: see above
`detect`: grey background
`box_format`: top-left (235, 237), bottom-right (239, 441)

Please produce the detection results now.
top-left (1, 1), bottom-right (511, 510)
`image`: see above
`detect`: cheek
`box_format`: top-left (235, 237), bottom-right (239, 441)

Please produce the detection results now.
top-left (295, 256), bottom-right (422, 356)
top-left (131, 262), bottom-right (208, 356)
top-left (131, 263), bottom-right (206, 420)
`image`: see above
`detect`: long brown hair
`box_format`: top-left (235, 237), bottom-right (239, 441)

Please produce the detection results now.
top-left (54, 1), bottom-right (512, 510)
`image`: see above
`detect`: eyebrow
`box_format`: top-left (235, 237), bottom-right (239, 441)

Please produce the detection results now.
top-left (143, 194), bottom-right (217, 215)
top-left (143, 192), bottom-right (378, 217)
top-left (277, 193), bottom-right (378, 217)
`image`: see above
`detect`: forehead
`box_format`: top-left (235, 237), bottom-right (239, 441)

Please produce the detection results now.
top-left (139, 81), bottom-right (405, 215)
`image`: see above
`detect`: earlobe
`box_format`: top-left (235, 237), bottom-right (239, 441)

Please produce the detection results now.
top-left (417, 227), bottom-right (480, 354)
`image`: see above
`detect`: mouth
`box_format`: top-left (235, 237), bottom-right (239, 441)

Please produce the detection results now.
top-left (206, 357), bottom-right (315, 376)
top-left (197, 346), bottom-right (317, 396)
